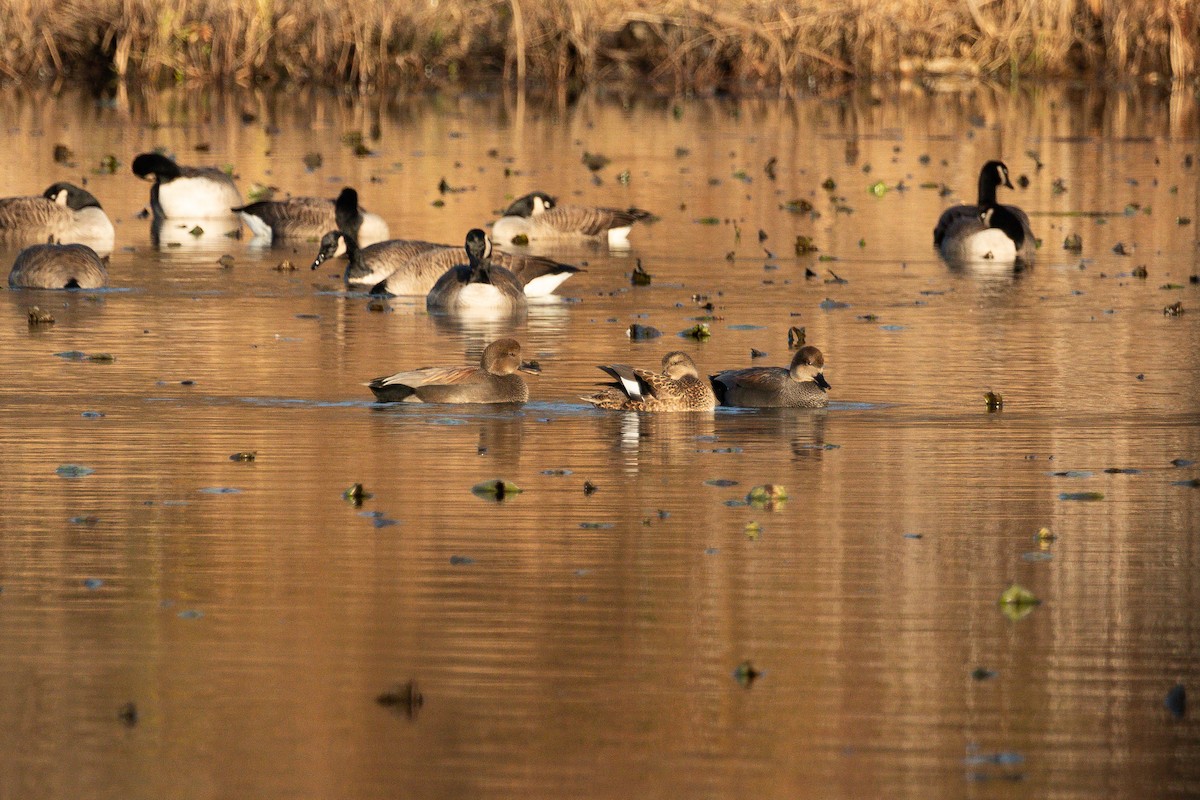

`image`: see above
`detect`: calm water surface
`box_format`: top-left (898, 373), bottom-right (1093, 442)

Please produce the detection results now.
top-left (0, 83), bottom-right (1197, 799)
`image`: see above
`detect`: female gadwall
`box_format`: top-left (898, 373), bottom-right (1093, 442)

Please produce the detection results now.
top-left (9, 243), bottom-right (108, 289)
top-left (132, 152), bottom-right (241, 218)
top-left (426, 229), bottom-right (527, 316)
top-left (710, 345), bottom-right (831, 408)
top-left (0, 183), bottom-right (115, 251)
top-left (584, 351), bottom-right (717, 412)
top-left (367, 338), bottom-right (540, 403)
top-left (934, 160), bottom-right (1035, 264)
top-left (492, 191), bottom-right (652, 247)
top-left (234, 186), bottom-right (389, 247)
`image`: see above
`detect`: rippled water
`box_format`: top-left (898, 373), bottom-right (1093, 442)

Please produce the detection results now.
top-left (0, 83), bottom-right (1197, 799)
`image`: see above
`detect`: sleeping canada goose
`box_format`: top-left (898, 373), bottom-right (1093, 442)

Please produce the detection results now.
top-left (0, 183), bottom-right (115, 251)
top-left (583, 351), bottom-right (717, 412)
top-left (310, 230), bottom-right (580, 298)
top-left (367, 338), bottom-right (539, 404)
top-left (234, 186), bottom-right (389, 247)
top-left (934, 160), bottom-right (1035, 263)
top-left (8, 242), bottom-right (108, 289)
top-left (131, 152), bottom-right (241, 218)
top-left (492, 191), bottom-right (652, 247)
top-left (710, 346), bottom-right (831, 408)
top-left (425, 229), bottom-right (527, 316)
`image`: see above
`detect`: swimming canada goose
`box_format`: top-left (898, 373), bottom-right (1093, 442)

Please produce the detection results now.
top-left (426, 229), bottom-right (527, 316)
top-left (934, 160), bottom-right (1035, 263)
top-left (234, 187), bottom-right (389, 246)
top-left (311, 230), bottom-right (579, 298)
top-left (492, 191), bottom-right (652, 246)
top-left (584, 351), bottom-right (717, 412)
top-left (0, 183), bottom-right (115, 251)
top-left (367, 338), bottom-right (540, 404)
top-left (131, 152), bottom-right (241, 218)
top-left (710, 346), bottom-right (831, 408)
top-left (9, 242), bottom-right (108, 289)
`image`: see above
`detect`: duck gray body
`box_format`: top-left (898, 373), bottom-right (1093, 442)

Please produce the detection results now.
top-left (425, 230), bottom-right (528, 316)
top-left (132, 152), bottom-right (241, 218)
top-left (0, 183), bottom-right (115, 250)
top-left (584, 351), bottom-right (716, 412)
top-left (710, 345), bottom-right (831, 408)
top-left (934, 160), bottom-right (1035, 263)
top-left (492, 191), bottom-right (652, 246)
top-left (368, 338), bottom-right (539, 404)
top-left (9, 243), bottom-right (108, 289)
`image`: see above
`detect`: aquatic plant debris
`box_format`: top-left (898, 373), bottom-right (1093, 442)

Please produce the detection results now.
top-left (747, 484), bottom-right (788, 510)
top-left (472, 479), bottom-right (523, 501)
top-left (998, 584), bottom-right (1040, 621)
top-left (734, 660), bottom-right (761, 688)
top-left (376, 680), bottom-right (424, 719)
top-left (343, 483), bottom-right (372, 505)
top-left (229, 452), bottom-right (256, 462)
top-left (1059, 491), bottom-right (1105, 501)
top-left (56, 464), bottom-right (94, 478)
top-left (984, 391), bottom-right (1004, 411)
top-left (1165, 684), bottom-right (1186, 719)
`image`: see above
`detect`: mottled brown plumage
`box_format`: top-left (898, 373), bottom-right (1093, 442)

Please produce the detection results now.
top-left (9, 243), bottom-right (108, 289)
top-left (584, 351), bottom-right (716, 412)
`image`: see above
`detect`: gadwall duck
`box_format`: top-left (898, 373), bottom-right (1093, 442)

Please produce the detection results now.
top-left (9, 243), bottom-right (108, 289)
top-left (234, 186), bottom-right (389, 247)
top-left (426, 229), bottom-right (527, 316)
top-left (367, 338), bottom-right (540, 403)
top-left (492, 191), bottom-right (652, 247)
top-left (0, 183), bottom-right (115, 251)
top-left (584, 351), bottom-right (716, 412)
top-left (132, 152), bottom-right (241, 218)
top-left (710, 345), bottom-right (830, 408)
top-left (934, 160), bottom-right (1035, 263)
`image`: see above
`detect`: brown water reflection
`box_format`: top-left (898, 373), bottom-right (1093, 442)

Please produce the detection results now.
top-left (0, 82), bottom-right (1197, 799)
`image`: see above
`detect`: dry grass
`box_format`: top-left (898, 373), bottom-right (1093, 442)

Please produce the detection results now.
top-left (0, 0), bottom-right (1195, 91)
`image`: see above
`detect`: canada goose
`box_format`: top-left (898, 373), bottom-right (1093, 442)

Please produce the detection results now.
top-left (234, 187), bottom-right (389, 247)
top-left (934, 160), bottom-right (1035, 263)
top-left (9, 243), bottom-right (108, 289)
top-left (367, 338), bottom-right (540, 403)
top-left (0, 183), bottom-right (115, 251)
top-left (426, 230), bottom-right (527, 316)
top-left (311, 230), bottom-right (580, 298)
top-left (710, 346), bottom-right (831, 408)
top-left (584, 351), bottom-right (717, 412)
top-left (131, 152), bottom-right (241, 218)
top-left (492, 191), bottom-right (652, 246)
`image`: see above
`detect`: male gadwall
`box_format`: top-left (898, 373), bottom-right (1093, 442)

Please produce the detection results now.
top-left (584, 351), bottom-right (716, 412)
top-left (426, 229), bottom-right (527, 316)
top-left (9, 243), bottom-right (108, 289)
top-left (367, 338), bottom-right (539, 403)
top-left (934, 160), bottom-right (1035, 264)
top-left (710, 345), bottom-right (831, 408)
top-left (492, 191), bottom-right (652, 247)
top-left (132, 152), bottom-right (241, 218)
top-left (0, 183), bottom-right (115, 251)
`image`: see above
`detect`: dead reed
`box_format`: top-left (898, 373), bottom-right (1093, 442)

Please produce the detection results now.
top-left (0, 0), bottom-right (1195, 91)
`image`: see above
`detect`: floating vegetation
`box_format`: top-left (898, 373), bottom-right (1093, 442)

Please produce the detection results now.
top-left (744, 521), bottom-right (762, 540)
top-left (188, 225), bottom-right (204, 237)
top-left (747, 484), bottom-right (787, 510)
top-left (1164, 302), bottom-right (1184, 316)
top-left (1112, 242), bottom-right (1130, 255)
top-left (1063, 233), bottom-right (1083, 252)
top-left (631, 259), bottom-right (652, 286)
top-left (1165, 684), bottom-right (1187, 719)
top-left (788, 326), bottom-right (806, 349)
top-left (734, 660), bottom-right (761, 688)
top-left (229, 451), bottom-right (256, 462)
top-left (1036, 527), bottom-right (1057, 542)
top-left (583, 480), bottom-right (599, 495)
top-left (793, 235), bottom-right (818, 254)
top-left (376, 680), bottom-right (424, 719)
top-left (617, 169), bottom-right (631, 185)
top-left (998, 583), bottom-right (1040, 621)
top-left (343, 483), bottom-right (372, 505)
top-left (695, 216), bottom-right (720, 225)
top-left (97, 154), bottom-right (120, 174)
top-left (472, 478), bottom-right (522, 500)
top-left (27, 306), bottom-right (54, 325)
top-left (581, 151), bottom-right (610, 171)
top-left (818, 298), bottom-right (849, 310)
top-left (781, 198), bottom-right (814, 214)
top-left (984, 390), bottom-right (1004, 411)
top-left (681, 323), bottom-right (711, 340)
top-left (1059, 491), bottom-right (1105, 501)
top-left (303, 152), bottom-right (323, 170)
top-left (217, 254), bottom-right (235, 268)
top-left (627, 323), bottom-right (662, 340)
top-left (117, 702), bottom-right (139, 728)
top-left (53, 144), bottom-right (74, 165)
top-left (56, 464), bottom-right (94, 478)
top-left (868, 180), bottom-right (889, 197)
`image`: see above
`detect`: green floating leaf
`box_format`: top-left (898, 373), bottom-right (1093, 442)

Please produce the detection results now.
top-left (681, 323), bottom-right (711, 341)
top-left (999, 583), bottom-right (1040, 621)
top-left (472, 479), bottom-right (523, 501)
top-left (733, 660), bottom-right (761, 688)
top-left (56, 464), bottom-right (94, 478)
top-left (869, 180), bottom-right (889, 197)
top-left (1059, 491), bottom-right (1105, 501)
top-left (343, 483), bottom-right (372, 505)
top-left (747, 484), bottom-right (788, 510)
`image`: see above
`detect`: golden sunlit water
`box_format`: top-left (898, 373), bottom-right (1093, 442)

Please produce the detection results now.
top-left (0, 82), bottom-right (1197, 799)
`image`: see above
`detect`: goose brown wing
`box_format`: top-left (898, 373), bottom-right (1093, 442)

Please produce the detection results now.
top-left (237, 197), bottom-right (333, 229)
top-left (0, 196), bottom-right (70, 235)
